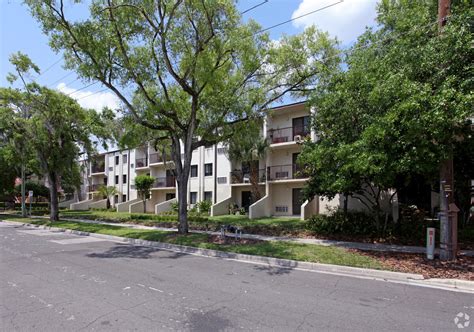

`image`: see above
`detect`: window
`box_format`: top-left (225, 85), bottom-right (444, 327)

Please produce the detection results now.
top-left (115, 175), bottom-right (119, 185)
top-left (122, 194), bottom-right (126, 202)
top-left (114, 194), bottom-right (119, 203)
top-left (190, 192), bottom-right (197, 204)
top-left (122, 154), bottom-right (128, 164)
top-left (204, 163), bottom-right (213, 176)
top-left (190, 165), bottom-right (198, 177)
top-left (103, 177), bottom-right (108, 185)
top-left (217, 147), bottom-right (227, 154)
top-left (108, 167), bottom-right (113, 171)
top-left (115, 155), bottom-right (119, 165)
top-left (123, 174), bottom-right (127, 184)
top-left (217, 177), bottom-right (227, 184)
top-left (204, 191), bottom-right (212, 202)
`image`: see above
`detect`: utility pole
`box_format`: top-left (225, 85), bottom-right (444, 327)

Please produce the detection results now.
top-left (438, 0), bottom-right (457, 261)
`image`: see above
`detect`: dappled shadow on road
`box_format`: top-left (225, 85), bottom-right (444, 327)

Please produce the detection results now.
top-left (253, 265), bottom-right (292, 276)
top-left (85, 244), bottom-right (192, 260)
top-left (185, 309), bottom-right (233, 331)
top-left (86, 244), bottom-right (161, 259)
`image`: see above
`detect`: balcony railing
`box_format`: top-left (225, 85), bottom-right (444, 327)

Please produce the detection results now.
top-left (87, 184), bottom-right (102, 192)
top-left (149, 153), bottom-right (172, 164)
top-left (267, 125), bottom-right (310, 144)
top-left (91, 162), bottom-right (105, 174)
top-left (267, 164), bottom-right (308, 181)
top-left (135, 157), bottom-right (148, 168)
top-left (152, 177), bottom-right (176, 188)
top-left (230, 169), bottom-right (266, 184)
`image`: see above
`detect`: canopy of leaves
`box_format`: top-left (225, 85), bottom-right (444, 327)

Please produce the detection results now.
top-left (300, 0), bottom-right (473, 205)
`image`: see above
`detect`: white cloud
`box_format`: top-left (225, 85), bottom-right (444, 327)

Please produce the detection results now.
top-left (56, 82), bottom-right (120, 112)
top-left (292, 0), bottom-right (379, 44)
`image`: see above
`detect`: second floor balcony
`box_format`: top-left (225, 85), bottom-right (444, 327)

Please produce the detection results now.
top-left (152, 176), bottom-right (176, 188)
top-left (267, 164), bottom-right (309, 181)
top-left (91, 161), bottom-right (105, 174)
top-left (267, 125), bottom-right (310, 144)
top-left (135, 157), bottom-right (148, 168)
top-left (149, 153), bottom-right (173, 165)
top-left (87, 184), bottom-right (102, 192)
top-left (230, 169), bottom-right (266, 184)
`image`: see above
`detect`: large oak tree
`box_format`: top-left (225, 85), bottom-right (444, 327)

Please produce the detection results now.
top-left (27, 0), bottom-right (339, 233)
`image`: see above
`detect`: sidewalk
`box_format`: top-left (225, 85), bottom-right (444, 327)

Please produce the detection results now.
top-left (16, 214), bottom-right (474, 257)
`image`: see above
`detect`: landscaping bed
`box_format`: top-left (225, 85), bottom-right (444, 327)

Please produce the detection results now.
top-left (353, 250), bottom-right (474, 281)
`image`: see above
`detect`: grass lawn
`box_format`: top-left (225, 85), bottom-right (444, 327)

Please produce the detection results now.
top-left (1, 215), bottom-right (384, 270)
top-left (57, 210), bottom-right (308, 236)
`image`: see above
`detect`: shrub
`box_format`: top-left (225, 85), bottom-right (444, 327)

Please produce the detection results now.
top-left (170, 201), bottom-right (179, 213)
top-left (306, 210), bottom-right (378, 236)
top-left (196, 200), bottom-right (212, 214)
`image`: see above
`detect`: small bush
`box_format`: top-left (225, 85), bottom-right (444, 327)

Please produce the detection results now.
top-left (196, 200), bottom-right (212, 214)
top-left (306, 210), bottom-right (378, 236)
top-left (170, 201), bottom-right (179, 213)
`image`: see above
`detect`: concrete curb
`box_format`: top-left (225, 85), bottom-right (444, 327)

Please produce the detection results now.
top-left (3, 219), bottom-right (473, 293)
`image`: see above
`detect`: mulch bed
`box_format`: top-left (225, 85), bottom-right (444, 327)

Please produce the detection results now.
top-left (352, 250), bottom-right (474, 280)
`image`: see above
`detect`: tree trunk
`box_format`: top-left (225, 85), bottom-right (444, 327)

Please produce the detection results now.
top-left (343, 192), bottom-right (349, 217)
top-left (49, 173), bottom-right (59, 221)
top-left (171, 134), bottom-right (192, 234)
top-left (143, 198), bottom-right (146, 213)
top-left (106, 198), bottom-right (111, 210)
top-left (177, 176), bottom-right (189, 233)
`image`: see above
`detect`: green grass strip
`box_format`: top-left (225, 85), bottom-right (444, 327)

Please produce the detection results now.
top-left (2, 216), bottom-right (385, 270)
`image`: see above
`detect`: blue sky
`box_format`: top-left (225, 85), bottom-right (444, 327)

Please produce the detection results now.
top-left (0, 0), bottom-right (378, 111)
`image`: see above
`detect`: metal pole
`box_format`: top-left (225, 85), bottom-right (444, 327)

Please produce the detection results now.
top-left (21, 163), bottom-right (26, 217)
top-left (437, 0), bottom-right (456, 261)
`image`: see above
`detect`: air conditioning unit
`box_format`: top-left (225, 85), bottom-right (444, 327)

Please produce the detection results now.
top-left (294, 135), bottom-right (302, 142)
top-left (243, 175), bottom-right (250, 183)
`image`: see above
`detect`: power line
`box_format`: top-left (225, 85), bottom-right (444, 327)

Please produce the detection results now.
top-left (40, 57), bottom-right (62, 75)
top-left (49, 71), bottom-right (74, 87)
top-left (256, 0), bottom-right (343, 34)
top-left (241, 0), bottom-right (268, 14)
top-left (76, 87), bottom-right (108, 100)
top-left (65, 81), bottom-right (98, 96)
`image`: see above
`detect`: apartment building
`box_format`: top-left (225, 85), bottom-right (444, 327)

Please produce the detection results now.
top-left (72, 101), bottom-right (335, 219)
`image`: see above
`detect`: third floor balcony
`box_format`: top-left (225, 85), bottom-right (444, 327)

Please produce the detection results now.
top-left (267, 125), bottom-right (310, 144)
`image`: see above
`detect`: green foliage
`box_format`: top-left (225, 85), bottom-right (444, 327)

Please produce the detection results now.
top-left (196, 200), bottom-right (212, 215)
top-left (14, 181), bottom-right (49, 199)
top-left (170, 200), bottom-right (179, 213)
top-left (306, 210), bottom-right (380, 237)
top-left (300, 1), bottom-right (473, 215)
top-left (1, 53), bottom-right (109, 220)
top-left (26, 0), bottom-right (340, 232)
top-left (97, 185), bottom-right (121, 209)
top-left (134, 175), bottom-right (155, 200)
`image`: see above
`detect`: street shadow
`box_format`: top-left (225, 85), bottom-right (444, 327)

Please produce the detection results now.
top-left (253, 265), bottom-right (292, 276)
top-left (86, 244), bottom-right (161, 259)
top-left (185, 309), bottom-right (233, 331)
top-left (85, 244), bottom-right (192, 260)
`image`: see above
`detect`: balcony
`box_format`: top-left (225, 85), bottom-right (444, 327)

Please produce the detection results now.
top-left (152, 177), bottom-right (176, 188)
top-left (135, 157), bottom-right (148, 168)
top-left (91, 162), bottom-right (105, 174)
top-left (230, 169), bottom-right (266, 184)
top-left (149, 153), bottom-right (172, 165)
top-left (267, 164), bottom-right (308, 181)
top-left (87, 184), bottom-right (102, 192)
top-left (267, 125), bottom-right (310, 144)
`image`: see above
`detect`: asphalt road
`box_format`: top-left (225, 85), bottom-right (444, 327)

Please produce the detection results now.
top-left (1, 222), bottom-right (472, 331)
